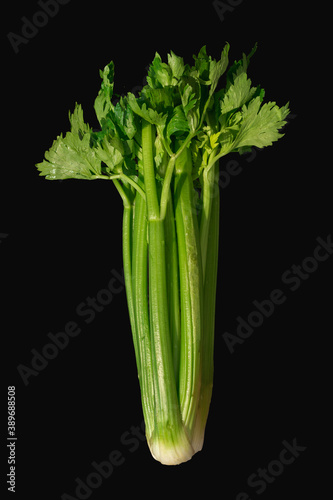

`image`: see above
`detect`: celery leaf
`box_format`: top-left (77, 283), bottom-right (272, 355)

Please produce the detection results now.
top-left (221, 72), bottom-right (257, 115)
top-left (167, 51), bottom-right (185, 81)
top-left (209, 43), bottom-right (230, 95)
top-left (36, 104), bottom-right (102, 180)
top-left (233, 98), bottom-right (290, 150)
top-left (147, 53), bottom-right (173, 88)
top-left (94, 62), bottom-right (115, 126)
top-left (127, 92), bottom-right (167, 128)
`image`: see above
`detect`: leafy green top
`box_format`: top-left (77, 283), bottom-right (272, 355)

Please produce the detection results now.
top-left (36, 43), bottom-right (290, 186)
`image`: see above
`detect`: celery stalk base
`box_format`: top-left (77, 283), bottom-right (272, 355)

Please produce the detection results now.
top-left (147, 427), bottom-right (195, 466)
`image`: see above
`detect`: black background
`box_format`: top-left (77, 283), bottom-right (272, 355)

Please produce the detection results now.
top-left (2, 1), bottom-right (331, 499)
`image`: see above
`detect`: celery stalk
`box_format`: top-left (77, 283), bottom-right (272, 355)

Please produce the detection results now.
top-left (36, 44), bottom-right (290, 465)
top-left (174, 147), bottom-right (203, 439)
top-left (142, 120), bottom-right (194, 464)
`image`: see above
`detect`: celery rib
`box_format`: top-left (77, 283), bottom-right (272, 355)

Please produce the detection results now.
top-left (174, 149), bottom-right (203, 439)
top-left (142, 121), bottom-right (193, 463)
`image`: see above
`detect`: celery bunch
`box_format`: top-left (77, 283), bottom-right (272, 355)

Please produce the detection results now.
top-left (37, 44), bottom-right (290, 465)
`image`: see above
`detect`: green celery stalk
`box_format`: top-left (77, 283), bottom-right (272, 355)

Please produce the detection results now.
top-left (141, 120), bottom-right (194, 464)
top-left (174, 146), bottom-right (203, 444)
top-left (193, 161), bottom-right (220, 450)
top-left (130, 187), bottom-right (155, 438)
top-left (36, 44), bottom-right (290, 465)
top-left (163, 192), bottom-right (181, 385)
